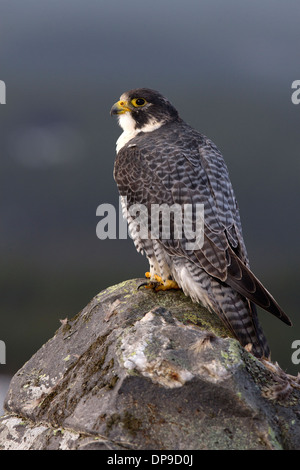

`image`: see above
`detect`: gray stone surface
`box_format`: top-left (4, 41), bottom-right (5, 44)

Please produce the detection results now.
top-left (1, 279), bottom-right (300, 450)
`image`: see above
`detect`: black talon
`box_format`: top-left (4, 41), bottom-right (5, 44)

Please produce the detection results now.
top-left (137, 281), bottom-right (149, 290)
top-left (137, 280), bottom-right (160, 291)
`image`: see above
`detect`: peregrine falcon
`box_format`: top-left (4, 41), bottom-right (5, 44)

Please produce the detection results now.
top-left (110, 88), bottom-right (292, 358)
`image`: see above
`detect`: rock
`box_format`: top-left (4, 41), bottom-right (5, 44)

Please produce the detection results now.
top-left (1, 278), bottom-right (300, 450)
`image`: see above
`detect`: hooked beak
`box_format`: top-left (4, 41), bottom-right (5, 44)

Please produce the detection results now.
top-left (110, 100), bottom-right (131, 116)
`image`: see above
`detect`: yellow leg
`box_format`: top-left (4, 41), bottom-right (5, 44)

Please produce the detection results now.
top-left (143, 272), bottom-right (179, 291)
top-left (141, 272), bottom-right (156, 289)
top-left (154, 278), bottom-right (180, 291)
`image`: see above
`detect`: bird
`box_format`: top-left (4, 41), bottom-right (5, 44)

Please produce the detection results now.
top-left (110, 87), bottom-right (292, 359)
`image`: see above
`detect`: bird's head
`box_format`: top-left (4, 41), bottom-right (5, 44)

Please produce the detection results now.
top-left (110, 88), bottom-right (179, 132)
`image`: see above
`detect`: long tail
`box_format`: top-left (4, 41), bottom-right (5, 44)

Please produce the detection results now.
top-left (206, 278), bottom-right (270, 358)
top-left (226, 247), bottom-right (292, 327)
top-left (173, 259), bottom-right (271, 358)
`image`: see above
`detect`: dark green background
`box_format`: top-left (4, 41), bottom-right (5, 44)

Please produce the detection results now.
top-left (0, 0), bottom-right (299, 387)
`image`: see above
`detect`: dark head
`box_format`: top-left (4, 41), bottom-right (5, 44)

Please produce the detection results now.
top-left (110, 88), bottom-right (179, 131)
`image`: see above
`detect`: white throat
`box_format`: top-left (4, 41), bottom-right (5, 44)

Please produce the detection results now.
top-left (116, 113), bottom-right (163, 153)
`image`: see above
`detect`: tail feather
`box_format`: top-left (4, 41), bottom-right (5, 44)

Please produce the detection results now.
top-left (247, 301), bottom-right (270, 358)
top-left (173, 258), bottom-right (271, 358)
top-left (226, 247), bottom-right (292, 326)
top-left (211, 280), bottom-right (270, 358)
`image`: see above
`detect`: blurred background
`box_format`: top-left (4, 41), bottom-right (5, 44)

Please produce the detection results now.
top-left (1, 0), bottom-right (299, 412)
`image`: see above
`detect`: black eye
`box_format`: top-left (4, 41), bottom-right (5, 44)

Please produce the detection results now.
top-left (131, 98), bottom-right (147, 107)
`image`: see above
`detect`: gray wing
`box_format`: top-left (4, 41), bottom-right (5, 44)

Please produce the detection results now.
top-left (114, 123), bottom-right (291, 326)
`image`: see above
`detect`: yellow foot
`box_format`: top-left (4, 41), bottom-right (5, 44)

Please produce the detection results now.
top-left (140, 272), bottom-right (155, 289)
top-left (154, 278), bottom-right (180, 291)
top-left (143, 273), bottom-right (179, 291)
